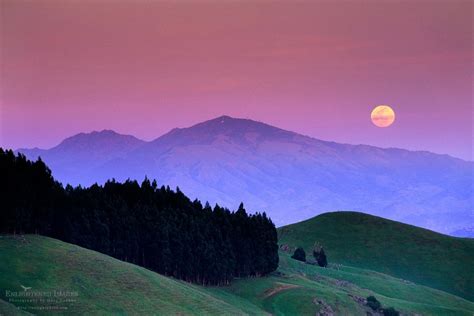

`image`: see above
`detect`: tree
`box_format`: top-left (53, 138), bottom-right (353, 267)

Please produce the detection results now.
top-left (366, 296), bottom-right (381, 311)
top-left (313, 244), bottom-right (328, 267)
top-left (0, 149), bottom-right (280, 286)
top-left (291, 247), bottom-right (306, 262)
top-left (382, 307), bottom-right (400, 316)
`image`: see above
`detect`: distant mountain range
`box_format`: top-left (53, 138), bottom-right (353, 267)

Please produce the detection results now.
top-left (449, 227), bottom-right (474, 238)
top-left (16, 115), bottom-right (473, 234)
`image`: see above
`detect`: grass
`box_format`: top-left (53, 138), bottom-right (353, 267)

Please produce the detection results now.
top-left (1, 211), bottom-right (473, 315)
top-left (0, 235), bottom-right (262, 315)
top-left (278, 211), bottom-right (474, 301)
top-left (208, 251), bottom-right (474, 315)
top-left (0, 299), bottom-right (31, 315)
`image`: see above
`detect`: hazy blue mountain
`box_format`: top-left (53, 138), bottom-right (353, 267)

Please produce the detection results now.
top-left (17, 116), bottom-right (473, 233)
top-left (450, 227), bottom-right (474, 238)
top-left (17, 130), bottom-right (145, 184)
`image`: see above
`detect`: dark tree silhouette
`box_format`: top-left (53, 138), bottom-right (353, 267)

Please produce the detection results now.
top-left (366, 296), bottom-right (381, 311)
top-left (382, 307), bottom-right (400, 316)
top-left (0, 149), bottom-right (279, 285)
top-left (313, 244), bottom-right (328, 267)
top-left (291, 247), bottom-right (306, 262)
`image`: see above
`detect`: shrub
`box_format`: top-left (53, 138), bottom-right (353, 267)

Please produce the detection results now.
top-left (366, 296), bottom-right (381, 311)
top-left (382, 307), bottom-right (400, 316)
top-left (314, 247), bottom-right (328, 267)
top-left (291, 247), bottom-right (306, 262)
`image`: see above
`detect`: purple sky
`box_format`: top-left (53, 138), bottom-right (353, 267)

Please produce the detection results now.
top-left (1, 0), bottom-right (472, 160)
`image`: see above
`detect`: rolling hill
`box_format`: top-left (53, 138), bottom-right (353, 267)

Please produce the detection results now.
top-left (0, 235), bottom-right (262, 315)
top-left (17, 116), bottom-right (473, 234)
top-left (1, 234), bottom-right (473, 315)
top-left (278, 211), bottom-right (474, 301)
top-left (212, 252), bottom-right (474, 315)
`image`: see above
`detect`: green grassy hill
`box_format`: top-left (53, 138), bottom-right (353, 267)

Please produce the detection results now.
top-left (0, 235), bottom-right (262, 315)
top-left (1, 234), bottom-right (473, 315)
top-left (278, 211), bottom-right (474, 301)
top-left (212, 252), bottom-right (474, 315)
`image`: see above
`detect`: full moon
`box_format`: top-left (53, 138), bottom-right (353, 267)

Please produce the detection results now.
top-left (371, 105), bottom-right (395, 127)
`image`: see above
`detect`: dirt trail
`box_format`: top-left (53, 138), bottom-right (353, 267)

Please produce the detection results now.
top-left (263, 283), bottom-right (299, 298)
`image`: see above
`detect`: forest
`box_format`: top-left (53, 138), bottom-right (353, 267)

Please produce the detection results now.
top-left (0, 149), bottom-right (279, 285)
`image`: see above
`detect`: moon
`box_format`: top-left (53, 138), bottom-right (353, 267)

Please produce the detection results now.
top-left (371, 105), bottom-right (395, 127)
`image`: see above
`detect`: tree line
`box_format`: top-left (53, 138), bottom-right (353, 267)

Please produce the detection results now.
top-left (0, 149), bottom-right (279, 285)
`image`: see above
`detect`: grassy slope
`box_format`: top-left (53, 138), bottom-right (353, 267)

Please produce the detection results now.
top-left (0, 299), bottom-right (31, 315)
top-left (278, 211), bottom-right (474, 301)
top-left (210, 252), bottom-right (474, 315)
top-left (0, 235), bottom-right (263, 315)
top-left (1, 234), bottom-right (473, 315)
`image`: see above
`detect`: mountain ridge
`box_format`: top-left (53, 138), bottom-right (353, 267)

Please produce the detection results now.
top-left (15, 115), bottom-right (474, 234)
top-left (16, 116), bottom-right (472, 162)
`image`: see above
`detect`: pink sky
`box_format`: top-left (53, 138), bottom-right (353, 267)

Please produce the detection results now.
top-left (1, 0), bottom-right (472, 160)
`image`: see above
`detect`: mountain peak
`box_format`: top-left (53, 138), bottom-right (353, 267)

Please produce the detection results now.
top-left (193, 115), bottom-right (288, 134)
top-left (61, 129), bottom-right (140, 142)
top-left (92, 129), bottom-right (119, 135)
top-left (199, 115), bottom-right (253, 126)
top-left (48, 129), bottom-right (145, 155)
top-left (214, 115), bottom-right (233, 121)
top-left (69, 129), bottom-right (120, 139)
top-left (153, 115), bottom-right (296, 147)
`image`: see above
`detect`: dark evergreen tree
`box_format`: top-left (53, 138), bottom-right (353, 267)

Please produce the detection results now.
top-left (291, 247), bottom-right (306, 262)
top-left (366, 296), bottom-right (381, 311)
top-left (314, 248), bottom-right (328, 267)
top-left (0, 149), bottom-right (279, 286)
top-left (382, 307), bottom-right (400, 316)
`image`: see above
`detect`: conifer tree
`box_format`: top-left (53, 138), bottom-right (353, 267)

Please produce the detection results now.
top-left (292, 247), bottom-right (306, 262)
top-left (0, 149), bottom-right (279, 285)
top-left (313, 243), bottom-right (328, 267)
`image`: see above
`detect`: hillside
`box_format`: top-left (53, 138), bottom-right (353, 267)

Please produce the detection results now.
top-left (17, 115), bottom-right (473, 234)
top-left (213, 252), bottom-right (474, 315)
top-left (1, 235), bottom-right (473, 315)
top-left (0, 235), bottom-right (262, 315)
top-left (278, 211), bottom-right (474, 301)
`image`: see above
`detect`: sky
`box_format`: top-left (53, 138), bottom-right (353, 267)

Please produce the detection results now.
top-left (1, 0), bottom-right (472, 160)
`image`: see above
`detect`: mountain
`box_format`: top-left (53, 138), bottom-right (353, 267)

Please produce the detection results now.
top-left (16, 115), bottom-right (473, 233)
top-left (17, 130), bottom-right (145, 184)
top-left (450, 226), bottom-right (474, 238)
top-left (2, 235), bottom-right (473, 315)
top-left (278, 211), bottom-right (474, 301)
